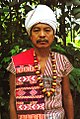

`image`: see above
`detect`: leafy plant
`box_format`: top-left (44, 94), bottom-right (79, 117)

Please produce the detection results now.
top-left (0, 0), bottom-right (80, 118)
top-left (69, 68), bottom-right (80, 92)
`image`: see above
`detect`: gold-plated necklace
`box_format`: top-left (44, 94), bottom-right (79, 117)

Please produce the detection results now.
top-left (34, 51), bottom-right (57, 97)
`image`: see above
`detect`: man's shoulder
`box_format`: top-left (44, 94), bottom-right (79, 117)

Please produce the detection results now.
top-left (12, 48), bottom-right (34, 66)
top-left (12, 48), bottom-right (33, 58)
top-left (53, 51), bottom-right (69, 61)
top-left (53, 51), bottom-right (65, 57)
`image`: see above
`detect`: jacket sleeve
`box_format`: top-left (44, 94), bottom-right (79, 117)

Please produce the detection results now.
top-left (7, 61), bottom-right (16, 75)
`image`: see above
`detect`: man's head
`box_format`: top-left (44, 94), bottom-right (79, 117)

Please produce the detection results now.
top-left (25, 4), bottom-right (57, 36)
top-left (30, 23), bottom-right (54, 49)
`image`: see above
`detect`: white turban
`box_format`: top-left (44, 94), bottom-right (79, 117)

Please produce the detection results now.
top-left (25, 4), bottom-right (57, 35)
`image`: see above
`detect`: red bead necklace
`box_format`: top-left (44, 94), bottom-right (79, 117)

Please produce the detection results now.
top-left (34, 51), bottom-right (57, 97)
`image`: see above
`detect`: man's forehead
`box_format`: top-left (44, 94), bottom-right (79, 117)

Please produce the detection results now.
top-left (32, 23), bottom-right (52, 29)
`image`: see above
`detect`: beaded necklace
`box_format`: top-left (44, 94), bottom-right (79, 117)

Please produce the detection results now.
top-left (34, 51), bottom-right (57, 97)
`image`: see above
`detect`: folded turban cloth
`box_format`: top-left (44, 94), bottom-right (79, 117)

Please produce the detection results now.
top-left (25, 4), bottom-right (57, 35)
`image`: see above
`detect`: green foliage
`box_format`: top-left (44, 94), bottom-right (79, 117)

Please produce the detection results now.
top-left (0, 0), bottom-right (80, 118)
top-left (69, 68), bottom-right (80, 93)
top-left (9, 45), bottom-right (20, 55)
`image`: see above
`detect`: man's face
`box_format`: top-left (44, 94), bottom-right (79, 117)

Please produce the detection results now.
top-left (30, 23), bottom-right (55, 49)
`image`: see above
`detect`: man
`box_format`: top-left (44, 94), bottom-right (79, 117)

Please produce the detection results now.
top-left (7, 4), bottom-right (74, 119)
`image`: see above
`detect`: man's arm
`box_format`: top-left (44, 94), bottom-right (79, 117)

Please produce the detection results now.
top-left (9, 73), bottom-right (17, 119)
top-left (62, 75), bottom-right (74, 119)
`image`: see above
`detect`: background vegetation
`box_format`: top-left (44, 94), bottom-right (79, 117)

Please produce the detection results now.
top-left (0, 0), bottom-right (80, 119)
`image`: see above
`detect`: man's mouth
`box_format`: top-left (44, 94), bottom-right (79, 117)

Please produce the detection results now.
top-left (36, 39), bottom-right (48, 44)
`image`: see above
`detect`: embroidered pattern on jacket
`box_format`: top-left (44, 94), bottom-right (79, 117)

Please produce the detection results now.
top-left (15, 64), bottom-right (44, 114)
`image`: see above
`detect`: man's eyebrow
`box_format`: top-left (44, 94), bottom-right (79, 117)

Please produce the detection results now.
top-left (44, 27), bottom-right (52, 29)
top-left (33, 27), bottom-right (40, 29)
top-left (33, 26), bottom-right (52, 29)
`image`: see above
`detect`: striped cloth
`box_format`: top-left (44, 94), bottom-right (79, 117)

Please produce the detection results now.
top-left (7, 51), bottom-right (73, 119)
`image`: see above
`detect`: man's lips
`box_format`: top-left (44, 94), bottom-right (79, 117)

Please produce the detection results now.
top-left (36, 39), bottom-right (48, 44)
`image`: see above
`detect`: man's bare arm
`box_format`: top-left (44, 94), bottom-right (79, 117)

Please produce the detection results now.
top-left (9, 73), bottom-right (17, 119)
top-left (62, 75), bottom-right (74, 119)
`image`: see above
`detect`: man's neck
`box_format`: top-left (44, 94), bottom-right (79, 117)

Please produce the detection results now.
top-left (34, 47), bottom-right (50, 59)
top-left (33, 47), bottom-right (50, 74)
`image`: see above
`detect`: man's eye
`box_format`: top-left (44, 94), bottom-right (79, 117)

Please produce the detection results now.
top-left (46, 30), bottom-right (50, 32)
top-left (45, 29), bottom-right (51, 32)
top-left (33, 29), bottom-right (39, 32)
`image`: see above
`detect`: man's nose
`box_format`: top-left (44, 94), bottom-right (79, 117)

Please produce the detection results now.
top-left (39, 30), bottom-right (45, 38)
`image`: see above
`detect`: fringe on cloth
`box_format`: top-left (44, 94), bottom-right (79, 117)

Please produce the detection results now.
top-left (18, 114), bottom-right (44, 119)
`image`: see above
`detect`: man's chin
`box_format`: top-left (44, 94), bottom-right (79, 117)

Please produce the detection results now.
top-left (35, 45), bottom-right (50, 49)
